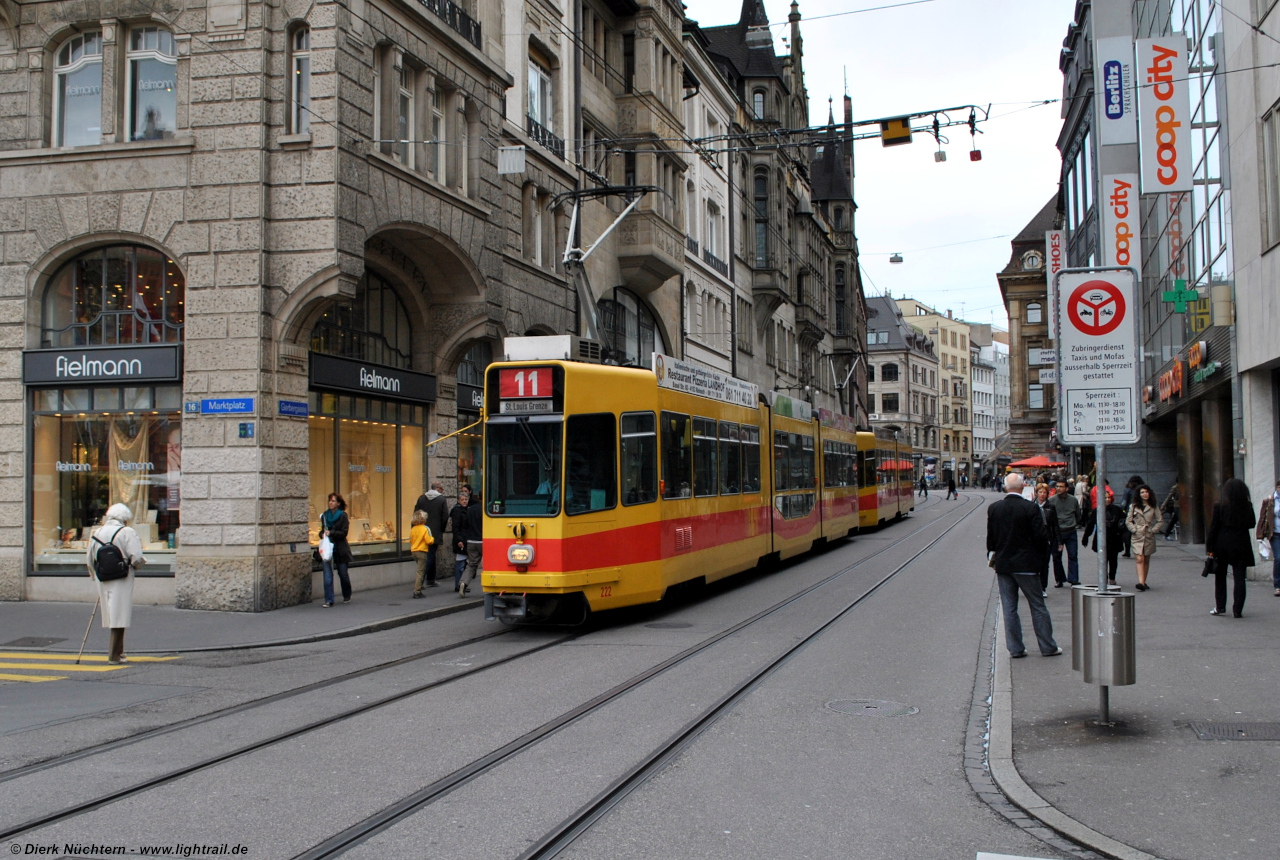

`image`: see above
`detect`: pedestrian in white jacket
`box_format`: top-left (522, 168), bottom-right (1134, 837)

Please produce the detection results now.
top-left (85, 503), bottom-right (147, 663)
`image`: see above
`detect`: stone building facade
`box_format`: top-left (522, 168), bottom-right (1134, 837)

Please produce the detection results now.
top-left (865, 294), bottom-right (939, 479)
top-left (894, 298), bottom-right (973, 483)
top-left (1, 0), bottom-right (866, 610)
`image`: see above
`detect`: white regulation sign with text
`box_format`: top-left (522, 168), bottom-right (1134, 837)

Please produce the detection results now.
top-left (1055, 269), bottom-right (1141, 445)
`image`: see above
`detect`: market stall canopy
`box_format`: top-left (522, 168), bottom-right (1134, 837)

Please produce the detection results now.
top-left (1008, 455), bottom-right (1067, 468)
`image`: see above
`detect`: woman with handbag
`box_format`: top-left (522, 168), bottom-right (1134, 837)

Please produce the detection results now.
top-left (85, 503), bottom-right (146, 663)
top-left (319, 493), bottom-right (353, 607)
top-left (1083, 491), bottom-right (1125, 588)
top-left (1255, 479), bottom-right (1280, 597)
top-left (1206, 478), bottom-right (1256, 618)
top-left (1126, 485), bottom-right (1160, 591)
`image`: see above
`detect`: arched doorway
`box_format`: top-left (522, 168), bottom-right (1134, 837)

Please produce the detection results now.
top-left (304, 271), bottom-right (435, 567)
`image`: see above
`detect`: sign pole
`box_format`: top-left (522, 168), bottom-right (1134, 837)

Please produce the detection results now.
top-left (1096, 442), bottom-right (1109, 725)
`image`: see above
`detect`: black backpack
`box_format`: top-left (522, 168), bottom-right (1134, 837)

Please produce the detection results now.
top-left (92, 529), bottom-right (131, 582)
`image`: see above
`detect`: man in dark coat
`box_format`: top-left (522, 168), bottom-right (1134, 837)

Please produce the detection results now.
top-left (946, 476), bottom-right (958, 500)
top-left (457, 489), bottom-right (485, 596)
top-left (448, 485), bottom-right (472, 592)
top-left (413, 481), bottom-right (449, 588)
top-left (987, 473), bottom-right (1062, 658)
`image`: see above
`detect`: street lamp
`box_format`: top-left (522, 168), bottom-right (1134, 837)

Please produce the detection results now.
top-left (889, 253), bottom-right (904, 264)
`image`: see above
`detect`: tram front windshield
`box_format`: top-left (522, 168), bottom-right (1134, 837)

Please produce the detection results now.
top-left (486, 419), bottom-right (562, 516)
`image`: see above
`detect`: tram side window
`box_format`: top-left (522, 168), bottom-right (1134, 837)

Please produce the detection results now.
top-left (565, 413), bottom-right (617, 514)
top-left (719, 421), bottom-right (741, 494)
top-left (774, 431), bottom-right (789, 491)
top-left (878, 448), bottom-right (892, 485)
top-left (621, 411), bottom-right (657, 505)
top-left (741, 425), bottom-right (761, 493)
top-left (823, 441), bottom-right (837, 489)
top-left (847, 444), bottom-right (858, 488)
top-left (859, 450), bottom-right (876, 489)
top-left (661, 411), bottom-right (692, 499)
top-left (790, 433), bottom-right (814, 489)
top-left (693, 417), bottom-right (718, 497)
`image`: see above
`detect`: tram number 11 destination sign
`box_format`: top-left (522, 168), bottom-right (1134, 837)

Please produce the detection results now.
top-left (1055, 269), bottom-right (1141, 445)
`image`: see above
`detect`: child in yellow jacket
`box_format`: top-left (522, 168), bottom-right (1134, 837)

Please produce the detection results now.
top-left (410, 510), bottom-right (435, 597)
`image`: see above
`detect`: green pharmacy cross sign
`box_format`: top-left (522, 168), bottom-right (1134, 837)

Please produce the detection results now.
top-left (1162, 279), bottom-right (1199, 313)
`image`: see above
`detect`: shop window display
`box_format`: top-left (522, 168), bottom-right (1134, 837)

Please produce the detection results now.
top-left (31, 387), bottom-right (181, 574)
top-left (307, 393), bottom-right (426, 566)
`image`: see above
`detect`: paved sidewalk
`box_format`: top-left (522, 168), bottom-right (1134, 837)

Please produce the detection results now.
top-left (0, 583), bottom-right (485, 654)
top-left (1001, 538), bottom-right (1280, 860)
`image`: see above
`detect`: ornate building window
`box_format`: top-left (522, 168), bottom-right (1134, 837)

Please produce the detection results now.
top-left (127, 27), bottom-right (177, 141)
top-left (42, 245), bottom-right (185, 348)
top-left (599, 288), bottom-right (661, 367)
top-left (54, 32), bottom-right (103, 147)
top-left (309, 271), bottom-right (413, 369)
top-left (291, 28), bottom-right (312, 134)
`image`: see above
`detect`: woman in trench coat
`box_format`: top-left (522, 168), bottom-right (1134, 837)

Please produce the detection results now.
top-left (85, 503), bottom-right (147, 663)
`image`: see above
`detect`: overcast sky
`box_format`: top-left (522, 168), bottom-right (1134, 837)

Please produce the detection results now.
top-left (690, 0), bottom-right (1078, 330)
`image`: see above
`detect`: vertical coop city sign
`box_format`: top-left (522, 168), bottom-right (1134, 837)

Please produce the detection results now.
top-left (1055, 268), bottom-right (1142, 445)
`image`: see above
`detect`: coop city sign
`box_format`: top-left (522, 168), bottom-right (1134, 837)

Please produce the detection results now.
top-left (1137, 35), bottom-right (1192, 194)
top-left (1101, 174), bottom-right (1141, 275)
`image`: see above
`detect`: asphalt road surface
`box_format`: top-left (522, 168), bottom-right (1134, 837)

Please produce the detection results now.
top-left (1, 493), bottom-right (1077, 860)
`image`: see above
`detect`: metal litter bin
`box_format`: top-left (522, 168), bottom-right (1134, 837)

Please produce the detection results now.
top-left (1081, 590), bottom-right (1136, 686)
top-left (1070, 585), bottom-right (1096, 672)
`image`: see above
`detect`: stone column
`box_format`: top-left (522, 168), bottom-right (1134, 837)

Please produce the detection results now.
top-left (100, 20), bottom-right (119, 143)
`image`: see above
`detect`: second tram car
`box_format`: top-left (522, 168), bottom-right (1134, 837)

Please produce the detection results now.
top-left (480, 338), bottom-right (907, 622)
top-left (856, 428), bottom-right (916, 527)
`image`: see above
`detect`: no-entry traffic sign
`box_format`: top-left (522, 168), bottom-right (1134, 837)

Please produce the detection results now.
top-left (1055, 269), bottom-right (1141, 445)
top-left (1066, 281), bottom-right (1126, 337)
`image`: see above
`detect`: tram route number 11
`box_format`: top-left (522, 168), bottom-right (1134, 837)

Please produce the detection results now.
top-left (499, 367), bottom-right (553, 399)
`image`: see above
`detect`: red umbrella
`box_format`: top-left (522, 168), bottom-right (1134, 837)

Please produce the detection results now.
top-left (1008, 455), bottom-right (1067, 468)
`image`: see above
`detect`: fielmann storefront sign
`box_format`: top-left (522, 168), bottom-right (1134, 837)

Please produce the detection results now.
top-left (308, 352), bottom-right (437, 404)
top-left (22, 344), bottom-right (183, 385)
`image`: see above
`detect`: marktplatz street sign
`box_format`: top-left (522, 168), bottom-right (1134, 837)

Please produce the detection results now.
top-left (1054, 268), bottom-right (1141, 445)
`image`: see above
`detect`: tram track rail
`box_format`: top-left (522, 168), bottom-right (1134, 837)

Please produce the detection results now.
top-left (289, 494), bottom-right (981, 860)
top-left (2, 493), bottom-right (968, 846)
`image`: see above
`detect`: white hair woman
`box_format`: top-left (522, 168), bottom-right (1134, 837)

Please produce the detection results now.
top-left (85, 503), bottom-right (147, 663)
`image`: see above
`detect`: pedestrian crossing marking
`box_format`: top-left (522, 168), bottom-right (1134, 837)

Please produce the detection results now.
top-left (0, 652), bottom-right (179, 662)
top-left (0, 661), bottom-right (130, 673)
top-left (0, 673), bottom-right (67, 683)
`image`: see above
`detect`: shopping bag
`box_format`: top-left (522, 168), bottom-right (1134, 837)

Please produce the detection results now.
top-left (1259, 538), bottom-right (1272, 561)
top-left (319, 535), bottom-right (333, 562)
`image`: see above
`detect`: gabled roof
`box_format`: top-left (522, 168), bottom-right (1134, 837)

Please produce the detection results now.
top-left (702, 0), bottom-right (788, 85)
top-left (1001, 196), bottom-right (1060, 275)
top-left (866, 295), bottom-right (937, 358)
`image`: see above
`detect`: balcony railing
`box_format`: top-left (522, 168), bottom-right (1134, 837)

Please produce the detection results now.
top-left (702, 247), bottom-right (728, 277)
top-left (526, 115), bottom-right (565, 159)
top-left (686, 235), bottom-right (699, 255)
top-left (416, 0), bottom-right (482, 48)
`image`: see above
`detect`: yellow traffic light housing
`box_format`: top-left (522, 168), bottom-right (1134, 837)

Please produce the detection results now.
top-left (880, 118), bottom-right (913, 147)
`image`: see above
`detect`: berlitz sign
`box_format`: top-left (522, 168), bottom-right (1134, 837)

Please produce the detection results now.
top-left (1095, 37), bottom-right (1137, 144)
top-left (309, 352), bottom-right (436, 404)
top-left (1137, 36), bottom-right (1192, 194)
top-left (23, 344), bottom-right (182, 385)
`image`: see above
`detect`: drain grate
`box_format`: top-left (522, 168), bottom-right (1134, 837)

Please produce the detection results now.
top-left (645, 622), bottom-right (693, 629)
top-left (825, 699), bottom-right (919, 717)
top-left (2, 637), bottom-right (67, 647)
top-left (1188, 721), bottom-right (1280, 741)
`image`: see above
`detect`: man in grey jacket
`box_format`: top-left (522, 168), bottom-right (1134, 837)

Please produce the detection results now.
top-left (1047, 482), bottom-right (1082, 586)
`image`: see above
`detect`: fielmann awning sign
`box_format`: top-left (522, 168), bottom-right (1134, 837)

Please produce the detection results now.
top-left (1054, 267), bottom-right (1142, 445)
top-left (23, 344), bottom-right (182, 385)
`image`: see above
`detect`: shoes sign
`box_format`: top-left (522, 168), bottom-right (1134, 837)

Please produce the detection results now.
top-left (1054, 268), bottom-right (1142, 445)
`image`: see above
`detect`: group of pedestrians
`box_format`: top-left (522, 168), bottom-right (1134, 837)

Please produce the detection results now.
top-left (312, 481), bottom-right (486, 607)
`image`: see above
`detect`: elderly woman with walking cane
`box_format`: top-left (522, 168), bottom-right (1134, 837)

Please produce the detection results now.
top-left (83, 503), bottom-right (146, 663)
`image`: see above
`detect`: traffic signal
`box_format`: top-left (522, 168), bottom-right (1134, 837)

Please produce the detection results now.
top-left (880, 118), bottom-right (912, 147)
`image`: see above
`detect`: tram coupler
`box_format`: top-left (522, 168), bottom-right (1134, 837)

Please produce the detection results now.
top-left (485, 592), bottom-right (527, 621)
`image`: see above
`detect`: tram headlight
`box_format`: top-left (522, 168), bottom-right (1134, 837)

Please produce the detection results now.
top-left (507, 544), bottom-right (535, 565)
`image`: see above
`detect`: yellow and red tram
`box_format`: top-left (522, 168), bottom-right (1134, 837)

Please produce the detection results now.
top-left (856, 428), bottom-right (916, 528)
top-left (479, 340), bottom-right (907, 622)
